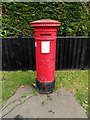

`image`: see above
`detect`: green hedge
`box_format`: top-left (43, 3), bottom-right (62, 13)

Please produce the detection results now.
top-left (2, 2), bottom-right (89, 37)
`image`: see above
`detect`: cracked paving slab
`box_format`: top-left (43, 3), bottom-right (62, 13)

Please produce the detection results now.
top-left (1, 85), bottom-right (88, 118)
top-left (3, 85), bottom-right (33, 107)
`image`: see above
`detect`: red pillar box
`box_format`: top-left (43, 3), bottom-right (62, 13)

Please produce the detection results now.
top-left (30, 19), bottom-right (61, 93)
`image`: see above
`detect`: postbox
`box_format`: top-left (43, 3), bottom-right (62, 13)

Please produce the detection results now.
top-left (30, 19), bottom-right (61, 93)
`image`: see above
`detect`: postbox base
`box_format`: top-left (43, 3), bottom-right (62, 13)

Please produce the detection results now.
top-left (36, 79), bottom-right (55, 94)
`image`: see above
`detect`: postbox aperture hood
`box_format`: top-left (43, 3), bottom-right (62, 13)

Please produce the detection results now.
top-left (30, 19), bottom-right (61, 27)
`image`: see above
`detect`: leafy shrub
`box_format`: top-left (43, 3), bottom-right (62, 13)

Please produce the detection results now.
top-left (2, 2), bottom-right (89, 37)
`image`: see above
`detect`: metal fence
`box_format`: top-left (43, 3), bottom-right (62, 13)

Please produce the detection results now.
top-left (2, 31), bottom-right (90, 71)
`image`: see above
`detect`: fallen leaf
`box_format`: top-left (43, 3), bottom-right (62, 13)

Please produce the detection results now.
top-left (30, 83), bottom-right (36, 88)
top-left (85, 101), bottom-right (87, 104)
top-left (21, 85), bottom-right (24, 88)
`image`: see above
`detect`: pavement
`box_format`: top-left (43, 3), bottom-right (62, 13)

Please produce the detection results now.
top-left (0, 85), bottom-right (88, 119)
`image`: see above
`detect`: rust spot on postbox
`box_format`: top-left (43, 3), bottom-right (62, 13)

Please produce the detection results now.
top-left (50, 57), bottom-right (54, 60)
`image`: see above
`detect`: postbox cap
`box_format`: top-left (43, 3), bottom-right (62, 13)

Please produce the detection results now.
top-left (30, 19), bottom-right (61, 27)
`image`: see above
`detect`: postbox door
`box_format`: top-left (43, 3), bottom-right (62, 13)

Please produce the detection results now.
top-left (35, 39), bottom-right (56, 83)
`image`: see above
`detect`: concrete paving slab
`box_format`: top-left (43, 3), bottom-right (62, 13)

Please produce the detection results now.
top-left (1, 85), bottom-right (88, 119)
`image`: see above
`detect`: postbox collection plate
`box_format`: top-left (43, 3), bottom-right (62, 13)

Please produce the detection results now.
top-left (41, 41), bottom-right (50, 53)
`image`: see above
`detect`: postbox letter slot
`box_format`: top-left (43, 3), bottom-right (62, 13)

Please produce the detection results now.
top-left (40, 34), bottom-right (51, 36)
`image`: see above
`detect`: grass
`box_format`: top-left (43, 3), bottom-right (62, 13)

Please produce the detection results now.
top-left (1, 70), bottom-right (88, 115)
top-left (1, 70), bottom-right (36, 104)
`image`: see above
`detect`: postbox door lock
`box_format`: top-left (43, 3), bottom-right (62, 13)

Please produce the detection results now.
top-left (35, 42), bottom-right (37, 47)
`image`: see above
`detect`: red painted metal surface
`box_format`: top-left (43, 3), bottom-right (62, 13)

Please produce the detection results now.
top-left (30, 19), bottom-right (61, 83)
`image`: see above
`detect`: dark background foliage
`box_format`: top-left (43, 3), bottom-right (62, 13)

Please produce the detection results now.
top-left (2, 2), bottom-right (90, 37)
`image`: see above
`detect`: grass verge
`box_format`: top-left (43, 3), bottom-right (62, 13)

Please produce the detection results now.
top-left (1, 70), bottom-right (88, 114)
